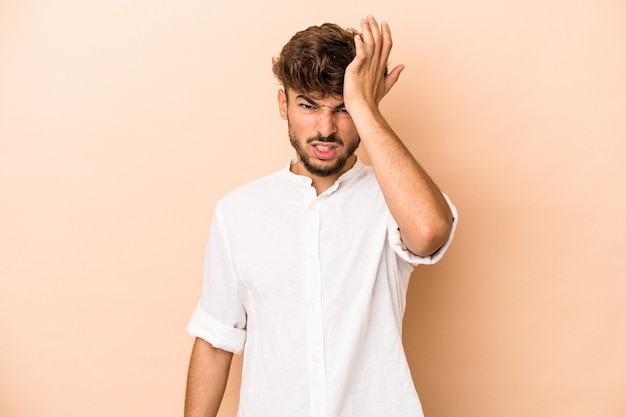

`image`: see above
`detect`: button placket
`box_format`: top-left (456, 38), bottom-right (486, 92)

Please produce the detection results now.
top-left (303, 198), bottom-right (327, 417)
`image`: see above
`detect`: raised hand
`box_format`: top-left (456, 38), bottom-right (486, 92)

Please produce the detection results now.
top-left (343, 16), bottom-right (405, 113)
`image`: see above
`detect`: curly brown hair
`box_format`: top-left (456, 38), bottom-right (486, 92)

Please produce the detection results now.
top-left (272, 23), bottom-right (360, 98)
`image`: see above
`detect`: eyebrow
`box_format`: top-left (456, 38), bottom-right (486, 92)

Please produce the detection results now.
top-left (296, 94), bottom-right (346, 110)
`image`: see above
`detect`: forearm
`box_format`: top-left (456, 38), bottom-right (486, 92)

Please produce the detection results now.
top-left (184, 338), bottom-right (233, 417)
top-left (353, 107), bottom-right (453, 256)
top-left (342, 17), bottom-right (453, 256)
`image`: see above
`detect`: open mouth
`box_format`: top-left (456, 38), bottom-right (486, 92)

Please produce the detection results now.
top-left (312, 143), bottom-right (338, 160)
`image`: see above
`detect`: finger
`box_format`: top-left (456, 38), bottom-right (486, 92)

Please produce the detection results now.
top-left (367, 15), bottom-right (383, 57)
top-left (365, 16), bottom-right (383, 56)
top-left (384, 64), bottom-right (405, 95)
top-left (360, 17), bottom-right (376, 55)
top-left (379, 21), bottom-right (393, 68)
top-left (351, 34), bottom-right (366, 69)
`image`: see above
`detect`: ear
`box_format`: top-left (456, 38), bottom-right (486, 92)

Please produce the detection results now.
top-left (277, 89), bottom-right (288, 120)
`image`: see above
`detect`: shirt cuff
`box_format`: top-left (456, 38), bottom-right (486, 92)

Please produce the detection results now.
top-left (186, 304), bottom-right (247, 354)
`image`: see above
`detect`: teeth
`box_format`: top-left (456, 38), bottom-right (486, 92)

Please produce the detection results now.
top-left (317, 145), bottom-right (332, 151)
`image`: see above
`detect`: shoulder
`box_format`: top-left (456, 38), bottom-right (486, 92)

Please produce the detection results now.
top-left (215, 168), bottom-right (291, 214)
top-left (342, 162), bottom-right (382, 195)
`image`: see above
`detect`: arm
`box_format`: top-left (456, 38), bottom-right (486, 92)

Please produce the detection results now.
top-left (184, 337), bottom-right (233, 417)
top-left (344, 16), bottom-right (454, 257)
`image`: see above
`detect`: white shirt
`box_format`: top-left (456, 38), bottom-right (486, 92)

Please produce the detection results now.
top-left (187, 159), bottom-right (458, 417)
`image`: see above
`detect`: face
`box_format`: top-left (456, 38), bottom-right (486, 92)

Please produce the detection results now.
top-left (278, 88), bottom-right (360, 179)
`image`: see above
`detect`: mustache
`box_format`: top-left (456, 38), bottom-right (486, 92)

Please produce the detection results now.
top-left (306, 134), bottom-right (343, 145)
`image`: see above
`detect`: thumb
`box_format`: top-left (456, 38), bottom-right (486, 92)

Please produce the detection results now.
top-left (384, 64), bottom-right (405, 95)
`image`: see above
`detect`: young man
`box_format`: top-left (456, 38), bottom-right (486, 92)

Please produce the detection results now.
top-left (184, 16), bottom-right (457, 417)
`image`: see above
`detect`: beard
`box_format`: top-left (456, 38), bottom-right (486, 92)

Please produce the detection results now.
top-left (289, 129), bottom-right (360, 178)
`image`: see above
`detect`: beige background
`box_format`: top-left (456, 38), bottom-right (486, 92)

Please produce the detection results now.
top-left (1, 1), bottom-right (625, 416)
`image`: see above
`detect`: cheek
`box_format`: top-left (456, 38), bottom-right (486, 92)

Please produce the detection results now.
top-left (287, 115), bottom-right (316, 136)
top-left (337, 120), bottom-right (359, 138)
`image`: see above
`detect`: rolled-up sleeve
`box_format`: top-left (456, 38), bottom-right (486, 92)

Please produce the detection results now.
top-left (388, 192), bottom-right (458, 266)
top-left (186, 201), bottom-right (247, 354)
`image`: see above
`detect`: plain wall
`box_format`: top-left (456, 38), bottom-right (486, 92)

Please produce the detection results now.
top-left (1, 1), bottom-right (625, 416)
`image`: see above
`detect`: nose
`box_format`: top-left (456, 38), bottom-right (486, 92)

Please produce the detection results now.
top-left (316, 109), bottom-right (337, 138)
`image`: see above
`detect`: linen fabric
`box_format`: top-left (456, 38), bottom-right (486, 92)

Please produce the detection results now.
top-left (187, 158), bottom-right (458, 417)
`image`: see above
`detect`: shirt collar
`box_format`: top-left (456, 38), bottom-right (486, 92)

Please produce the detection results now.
top-left (284, 157), bottom-right (366, 191)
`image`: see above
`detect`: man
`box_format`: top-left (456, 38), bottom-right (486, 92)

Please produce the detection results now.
top-left (185, 16), bottom-right (457, 417)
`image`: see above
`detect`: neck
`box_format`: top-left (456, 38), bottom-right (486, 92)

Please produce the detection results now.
top-left (291, 155), bottom-right (357, 195)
